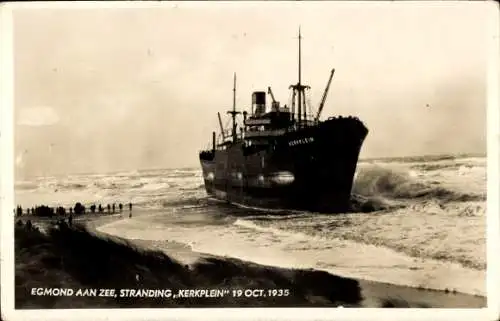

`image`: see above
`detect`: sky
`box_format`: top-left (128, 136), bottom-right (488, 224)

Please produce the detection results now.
top-left (10, 1), bottom-right (494, 177)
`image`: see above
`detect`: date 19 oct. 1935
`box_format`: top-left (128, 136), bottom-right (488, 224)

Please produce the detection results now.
top-left (30, 287), bottom-right (291, 299)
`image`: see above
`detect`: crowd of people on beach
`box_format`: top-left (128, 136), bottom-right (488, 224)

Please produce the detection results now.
top-left (15, 202), bottom-right (135, 230)
top-left (15, 202), bottom-right (134, 219)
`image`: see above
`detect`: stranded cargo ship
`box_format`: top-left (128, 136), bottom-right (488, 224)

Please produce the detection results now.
top-left (199, 30), bottom-right (368, 213)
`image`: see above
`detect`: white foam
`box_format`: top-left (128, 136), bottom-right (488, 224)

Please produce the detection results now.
top-left (18, 158), bottom-right (487, 298)
top-left (98, 212), bottom-right (485, 297)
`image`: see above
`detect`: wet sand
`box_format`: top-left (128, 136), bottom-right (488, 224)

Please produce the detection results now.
top-left (86, 211), bottom-right (486, 308)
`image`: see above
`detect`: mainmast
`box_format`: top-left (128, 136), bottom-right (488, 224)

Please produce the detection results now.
top-left (227, 72), bottom-right (240, 142)
top-left (298, 27), bottom-right (302, 125)
top-left (290, 27), bottom-right (310, 128)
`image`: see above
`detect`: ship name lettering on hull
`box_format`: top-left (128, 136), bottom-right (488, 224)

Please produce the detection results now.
top-left (289, 137), bottom-right (314, 146)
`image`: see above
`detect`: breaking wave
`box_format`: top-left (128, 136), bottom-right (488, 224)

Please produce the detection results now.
top-left (352, 165), bottom-right (484, 204)
top-left (35, 181), bottom-right (89, 191)
top-left (161, 197), bottom-right (210, 209)
top-left (360, 153), bottom-right (484, 164)
top-left (14, 181), bottom-right (39, 191)
top-left (16, 154), bottom-right (486, 297)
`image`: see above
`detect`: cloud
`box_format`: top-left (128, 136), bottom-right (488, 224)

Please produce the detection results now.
top-left (17, 106), bottom-right (60, 126)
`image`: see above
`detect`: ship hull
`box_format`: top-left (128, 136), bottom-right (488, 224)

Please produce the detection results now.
top-left (199, 117), bottom-right (368, 213)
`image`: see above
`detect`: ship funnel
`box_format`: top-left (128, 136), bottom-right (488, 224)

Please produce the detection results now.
top-left (252, 91), bottom-right (266, 116)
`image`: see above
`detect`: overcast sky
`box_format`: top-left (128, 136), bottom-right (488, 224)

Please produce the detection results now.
top-left (11, 2), bottom-right (493, 177)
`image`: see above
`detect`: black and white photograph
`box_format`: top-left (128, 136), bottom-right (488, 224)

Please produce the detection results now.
top-left (1, 1), bottom-right (499, 320)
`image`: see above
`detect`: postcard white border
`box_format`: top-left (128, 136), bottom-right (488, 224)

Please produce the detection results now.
top-left (1, 1), bottom-right (499, 321)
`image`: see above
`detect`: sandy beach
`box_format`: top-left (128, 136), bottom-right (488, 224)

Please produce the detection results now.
top-left (16, 211), bottom-right (484, 309)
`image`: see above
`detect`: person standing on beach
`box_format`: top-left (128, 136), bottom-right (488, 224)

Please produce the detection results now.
top-left (112, 203), bottom-right (115, 213)
top-left (107, 204), bottom-right (111, 213)
top-left (68, 214), bottom-right (73, 227)
top-left (119, 203), bottom-right (123, 212)
top-left (129, 202), bottom-right (132, 211)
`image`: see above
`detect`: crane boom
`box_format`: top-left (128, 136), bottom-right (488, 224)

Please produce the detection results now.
top-left (267, 87), bottom-right (276, 103)
top-left (217, 112), bottom-right (225, 140)
top-left (268, 86), bottom-right (281, 110)
top-left (315, 68), bottom-right (335, 121)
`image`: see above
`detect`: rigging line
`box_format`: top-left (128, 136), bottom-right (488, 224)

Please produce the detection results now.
top-left (307, 97), bottom-right (314, 115)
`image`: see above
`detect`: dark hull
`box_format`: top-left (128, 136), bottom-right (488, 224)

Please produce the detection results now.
top-left (199, 117), bottom-right (368, 213)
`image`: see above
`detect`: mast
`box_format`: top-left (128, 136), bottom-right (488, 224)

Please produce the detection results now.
top-left (289, 27), bottom-right (310, 128)
top-left (227, 72), bottom-right (240, 142)
top-left (217, 112), bottom-right (225, 140)
top-left (298, 27), bottom-right (302, 126)
top-left (233, 73), bottom-right (236, 115)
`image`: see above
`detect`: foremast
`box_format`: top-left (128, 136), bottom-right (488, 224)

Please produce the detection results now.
top-left (227, 72), bottom-right (240, 142)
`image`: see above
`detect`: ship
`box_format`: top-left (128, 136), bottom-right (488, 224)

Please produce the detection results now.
top-left (199, 29), bottom-right (369, 213)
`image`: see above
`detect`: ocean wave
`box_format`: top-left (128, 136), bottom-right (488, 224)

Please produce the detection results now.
top-left (352, 165), bottom-right (484, 203)
top-left (410, 160), bottom-right (485, 172)
top-left (227, 201), bottom-right (306, 215)
top-left (92, 182), bottom-right (130, 190)
top-left (240, 201), bottom-right (486, 271)
top-left (179, 184), bottom-right (205, 191)
top-left (35, 181), bottom-right (89, 191)
top-left (15, 182), bottom-right (39, 191)
top-left (349, 194), bottom-right (397, 213)
top-left (233, 218), bottom-right (299, 238)
top-left (129, 182), bottom-right (146, 189)
top-left (169, 172), bottom-right (199, 179)
top-left (360, 154), bottom-right (485, 164)
top-left (242, 213), bottom-right (313, 221)
top-left (161, 197), bottom-right (209, 208)
top-left (139, 182), bottom-right (171, 191)
top-left (61, 183), bottom-right (87, 190)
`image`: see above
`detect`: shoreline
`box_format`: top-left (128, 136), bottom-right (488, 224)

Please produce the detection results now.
top-left (87, 214), bottom-right (486, 308)
top-left (93, 208), bottom-right (486, 298)
top-left (15, 217), bottom-right (362, 308)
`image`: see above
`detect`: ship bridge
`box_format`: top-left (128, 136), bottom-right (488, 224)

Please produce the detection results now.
top-left (205, 28), bottom-right (335, 151)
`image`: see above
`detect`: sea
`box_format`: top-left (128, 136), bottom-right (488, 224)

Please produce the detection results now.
top-left (14, 154), bottom-right (487, 297)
